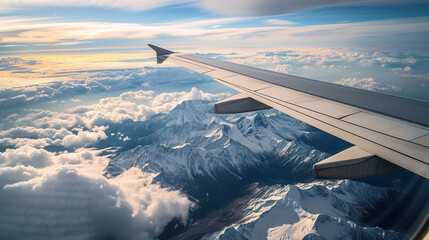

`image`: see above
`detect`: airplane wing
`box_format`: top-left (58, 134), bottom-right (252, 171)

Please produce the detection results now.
top-left (148, 44), bottom-right (429, 180)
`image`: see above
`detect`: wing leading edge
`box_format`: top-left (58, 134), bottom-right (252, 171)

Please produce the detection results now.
top-left (148, 44), bottom-right (429, 180)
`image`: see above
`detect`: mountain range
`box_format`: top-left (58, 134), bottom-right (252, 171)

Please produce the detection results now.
top-left (106, 100), bottom-right (408, 239)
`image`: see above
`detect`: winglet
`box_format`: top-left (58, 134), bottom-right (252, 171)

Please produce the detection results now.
top-left (148, 44), bottom-right (174, 61)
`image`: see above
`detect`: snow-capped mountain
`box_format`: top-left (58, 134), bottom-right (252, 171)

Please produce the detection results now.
top-left (107, 100), bottom-right (334, 188)
top-left (199, 180), bottom-right (406, 240)
top-left (106, 100), bottom-right (407, 239)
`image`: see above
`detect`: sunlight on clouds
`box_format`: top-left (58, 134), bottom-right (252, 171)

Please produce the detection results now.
top-left (1, 47), bottom-right (427, 100)
top-left (336, 77), bottom-right (401, 91)
top-left (1, 0), bottom-right (419, 16)
top-left (0, 87), bottom-right (228, 239)
top-left (0, 52), bottom-right (158, 89)
top-left (264, 19), bottom-right (297, 25)
top-left (1, 16), bottom-right (428, 53)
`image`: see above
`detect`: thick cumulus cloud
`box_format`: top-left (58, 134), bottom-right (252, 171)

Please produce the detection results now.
top-left (0, 145), bottom-right (194, 240)
top-left (1, 87), bottom-right (228, 151)
top-left (0, 146), bottom-right (53, 168)
top-left (0, 166), bottom-right (194, 240)
top-left (0, 86), bottom-right (233, 239)
top-left (0, 126), bottom-right (106, 149)
top-left (62, 129), bottom-right (107, 148)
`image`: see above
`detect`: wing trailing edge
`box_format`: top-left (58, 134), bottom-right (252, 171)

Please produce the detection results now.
top-left (313, 146), bottom-right (403, 179)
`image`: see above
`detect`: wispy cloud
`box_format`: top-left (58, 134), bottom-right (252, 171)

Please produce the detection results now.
top-left (0, 0), bottom-right (189, 12)
top-left (1, 0), bottom-right (423, 16)
top-left (1, 17), bottom-right (428, 50)
top-left (264, 19), bottom-right (297, 25)
top-left (198, 0), bottom-right (426, 16)
top-left (0, 17), bottom-right (244, 43)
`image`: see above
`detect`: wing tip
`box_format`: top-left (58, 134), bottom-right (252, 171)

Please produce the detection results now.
top-left (147, 44), bottom-right (174, 56)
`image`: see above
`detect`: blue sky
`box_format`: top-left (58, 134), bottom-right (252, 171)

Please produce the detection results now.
top-left (1, 0), bottom-right (429, 54)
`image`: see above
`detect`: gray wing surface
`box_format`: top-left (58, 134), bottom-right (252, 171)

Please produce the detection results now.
top-left (148, 44), bottom-right (429, 179)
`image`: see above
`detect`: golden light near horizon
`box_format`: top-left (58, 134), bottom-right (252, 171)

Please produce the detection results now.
top-left (0, 52), bottom-right (157, 88)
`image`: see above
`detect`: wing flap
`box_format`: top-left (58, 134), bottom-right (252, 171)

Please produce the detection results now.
top-left (313, 146), bottom-right (403, 179)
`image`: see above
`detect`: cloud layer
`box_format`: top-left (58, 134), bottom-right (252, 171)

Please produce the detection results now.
top-left (0, 67), bottom-right (212, 108)
top-left (0, 86), bottom-right (232, 239)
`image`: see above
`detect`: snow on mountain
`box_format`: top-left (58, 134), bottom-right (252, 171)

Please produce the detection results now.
top-left (106, 100), bottom-right (406, 239)
top-left (201, 180), bottom-right (406, 240)
top-left (107, 100), bottom-right (330, 188)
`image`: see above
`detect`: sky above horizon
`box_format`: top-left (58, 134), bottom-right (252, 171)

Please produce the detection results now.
top-left (1, 0), bottom-right (429, 55)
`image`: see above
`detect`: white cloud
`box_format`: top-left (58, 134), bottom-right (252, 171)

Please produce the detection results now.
top-left (0, 165), bottom-right (40, 188)
top-left (264, 19), bottom-right (297, 25)
top-left (0, 146), bottom-right (53, 168)
top-left (1, 0), bottom-right (424, 16)
top-left (111, 168), bottom-right (194, 234)
top-left (269, 64), bottom-right (291, 73)
top-left (1, 16), bottom-right (428, 48)
top-left (0, 124), bottom-right (195, 239)
top-left (62, 130), bottom-right (107, 148)
top-left (336, 77), bottom-right (401, 92)
top-left (392, 66), bottom-right (412, 72)
top-left (0, 137), bottom-right (61, 148)
top-left (0, 126), bottom-right (71, 139)
top-left (0, 56), bottom-right (36, 70)
top-left (0, 67), bottom-right (212, 108)
top-left (119, 90), bottom-right (154, 101)
top-left (0, 165), bottom-right (194, 239)
top-left (150, 87), bottom-right (229, 109)
top-left (199, 0), bottom-right (424, 16)
top-left (0, 0), bottom-right (186, 11)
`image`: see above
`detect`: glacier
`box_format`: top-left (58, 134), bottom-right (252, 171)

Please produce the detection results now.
top-left (106, 99), bottom-right (410, 239)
